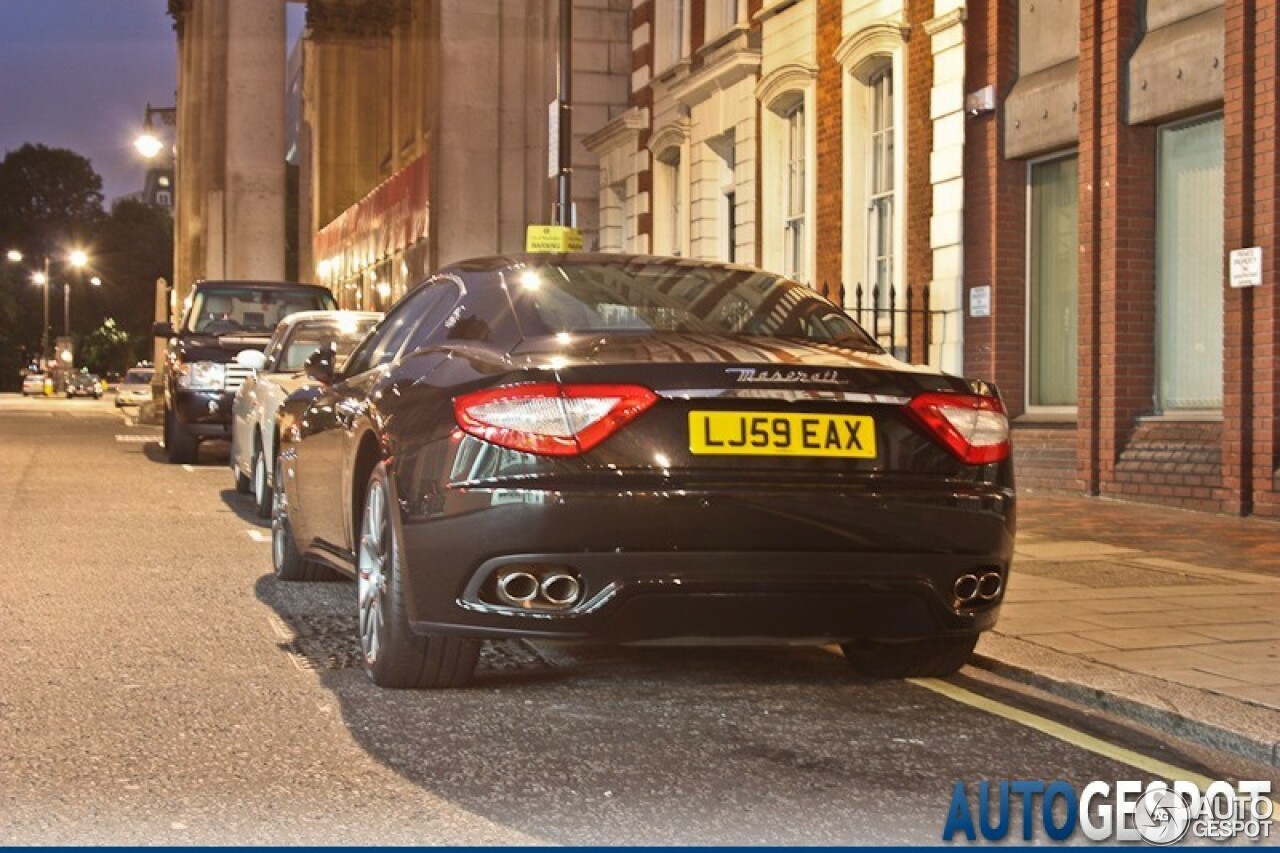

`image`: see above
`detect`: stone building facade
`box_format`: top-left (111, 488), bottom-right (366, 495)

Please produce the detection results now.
top-left (169, 0), bottom-right (632, 315)
top-left (302, 0), bottom-right (632, 312)
top-left (584, 0), bottom-right (968, 370)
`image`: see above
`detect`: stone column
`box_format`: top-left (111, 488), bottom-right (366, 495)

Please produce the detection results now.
top-left (925, 4), bottom-right (967, 375)
top-left (225, 0), bottom-right (286, 280)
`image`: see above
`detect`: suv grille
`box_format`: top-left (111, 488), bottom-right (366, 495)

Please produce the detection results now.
top-left (225, 364), bottom-right (256, 394)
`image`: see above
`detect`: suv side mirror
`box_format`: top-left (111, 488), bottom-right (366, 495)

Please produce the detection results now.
top-left (153, 321), bottom-right (175, 338)
top-left (304, 344), bottom-right (337, 386)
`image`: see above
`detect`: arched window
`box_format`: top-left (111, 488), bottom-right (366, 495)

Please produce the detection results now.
top-left (756, 64), bottom-right (816, 284)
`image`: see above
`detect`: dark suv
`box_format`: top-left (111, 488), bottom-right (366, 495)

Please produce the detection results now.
top-left (155, 280), bottom-right (337, 463)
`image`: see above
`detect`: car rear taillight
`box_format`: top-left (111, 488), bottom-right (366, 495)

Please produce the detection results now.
top-left (453, 383), bottom-right (658, 456)
top-left (906, 392), bottom-right (1010, 465)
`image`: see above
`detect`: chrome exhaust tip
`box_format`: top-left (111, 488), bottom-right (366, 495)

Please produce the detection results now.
top-left (977, 571), bottom-right (1003, 600)
top-left (540, 573), bottom-right (582, 607)
top-left (496, 570), bottom-right (539, 606)
top-left (953, 574), bottom-right (980, 603)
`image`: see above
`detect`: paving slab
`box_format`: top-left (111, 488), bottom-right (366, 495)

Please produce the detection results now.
top-left (976, 494), bottom-right (1280, 763)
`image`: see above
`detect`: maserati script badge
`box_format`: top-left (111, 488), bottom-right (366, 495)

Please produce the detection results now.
top-left (725, 367), bottom-right (843, 385)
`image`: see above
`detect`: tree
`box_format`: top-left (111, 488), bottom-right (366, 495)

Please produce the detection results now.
top-left (79, 318), bottom-right (136, 378)
top-left (89, 198), bottom-right (173, 350)
top-left (0, 143), bottom-right (104, 250)
top-left (0, 141), bottom-right (106, 390)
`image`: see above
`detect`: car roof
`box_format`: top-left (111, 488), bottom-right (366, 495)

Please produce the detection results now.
top-left (274, 309), bottom-right (382, 330)
top-left (440, 252), bottom-right (765, 278)
top-left (191, 279), bottom-right (334, 294)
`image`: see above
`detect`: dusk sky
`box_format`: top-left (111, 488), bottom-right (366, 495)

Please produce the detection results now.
top-left (0, 1), bottom-right (306, 204)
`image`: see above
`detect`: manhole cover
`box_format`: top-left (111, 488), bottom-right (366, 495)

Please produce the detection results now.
top-left (1017, 560), bottom-right (1215, 588)
top-left (269, 613), bottom-right (557, 673)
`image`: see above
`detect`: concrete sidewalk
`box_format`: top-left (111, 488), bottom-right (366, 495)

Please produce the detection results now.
top-left (976, 495), bottom-right (1280, 767)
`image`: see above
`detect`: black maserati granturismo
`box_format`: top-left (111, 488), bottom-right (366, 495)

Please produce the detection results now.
top-left (272, 254), bottom-right (1015, 688)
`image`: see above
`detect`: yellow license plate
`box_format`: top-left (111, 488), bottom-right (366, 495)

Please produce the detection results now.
top-left (688, 411), bottom-right (876, 458)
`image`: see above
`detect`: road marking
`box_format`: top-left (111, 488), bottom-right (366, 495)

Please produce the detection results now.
top-left (114, 435), bottom-right (154, 443)
top-left (181, 464), bottom-right (223, 473)
top-left (912, 677), bottom-right (1280, 810)
top-left (246, 529), bottom-right (270, 543)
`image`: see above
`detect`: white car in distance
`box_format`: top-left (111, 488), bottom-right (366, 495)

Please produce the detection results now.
top-left (229, 310), bottom-right (382, 517)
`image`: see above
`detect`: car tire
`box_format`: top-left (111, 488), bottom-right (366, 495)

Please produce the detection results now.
top-left (250, 445), bottom-right (272, 519)
top-left (271, 456), bottom-right (332, 582)
top-left (358, 462), bottom-right (479, 689)
top-left (163, 407), bottom-right (198, 465)
top-left (233, 463), bottom-right (251, 494)
top-left (840, 635), bottom-right (978, 679)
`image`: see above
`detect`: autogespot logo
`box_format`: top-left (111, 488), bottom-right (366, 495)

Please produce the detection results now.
top-left (941, 780), bottom-right (1274, 844)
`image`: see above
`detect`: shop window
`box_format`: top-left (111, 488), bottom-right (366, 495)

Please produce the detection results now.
top-left (1027, 154), bottom-right (1079, 408)
top-left (1156, 115), bottom-right (1224, 411)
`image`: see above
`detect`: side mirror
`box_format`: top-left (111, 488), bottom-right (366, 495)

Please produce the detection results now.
top-left (153, 321), bottom-right (175, 338)
top-left (234, 349), bottom-right (267, 371)
top-left (304, 343), bottom-right (337, 386)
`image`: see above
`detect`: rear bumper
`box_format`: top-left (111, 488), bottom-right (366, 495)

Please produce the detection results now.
top-left (398, 482), bottom-right (1014, 644)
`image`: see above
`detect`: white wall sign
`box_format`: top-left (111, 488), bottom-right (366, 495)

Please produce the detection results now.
top-left (969, 285), bottom-right (992, 318)
top-left (1229, 247), bottom-right (1263, 288)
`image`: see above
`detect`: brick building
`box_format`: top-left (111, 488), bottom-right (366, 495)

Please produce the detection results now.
top-left (966, 0), bottom-right (1278, 518)
top-left (585, 0), bottom-right (967, 371)
top-left (582, 0), bottom-right (1279, 518)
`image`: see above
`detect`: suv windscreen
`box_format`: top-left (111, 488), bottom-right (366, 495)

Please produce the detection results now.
top-left (185, 287), bottom-right (336, 334)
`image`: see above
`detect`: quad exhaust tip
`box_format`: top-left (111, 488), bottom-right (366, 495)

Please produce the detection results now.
top-left (494, 567), bottom-right (583, 609)
top-left (954, 571), bottom-right (1003, 605)
top-left (496, 570), bottom-right (539, 605)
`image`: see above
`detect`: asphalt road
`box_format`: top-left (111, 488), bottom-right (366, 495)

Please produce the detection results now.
top-left (0, 394), bottom-right (1267, 844)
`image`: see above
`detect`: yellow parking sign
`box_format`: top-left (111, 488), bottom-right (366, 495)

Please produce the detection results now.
top-left (525, 225), bottom-right (584, 253)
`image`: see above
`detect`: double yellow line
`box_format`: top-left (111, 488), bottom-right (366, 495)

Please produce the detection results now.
top-left (911, 677), bottom-right (1280, 814)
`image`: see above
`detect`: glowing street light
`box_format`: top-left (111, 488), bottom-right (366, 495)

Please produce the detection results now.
top-left (134, 133), bottom-right (165, 159)
top-left (6, 248), bottom-right (95, 367)
top-left (134, 103), bottom-right (176, 161)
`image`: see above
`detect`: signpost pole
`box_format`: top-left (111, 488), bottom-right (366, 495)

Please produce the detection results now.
top-left (555, 0), bottom-right (573, 227)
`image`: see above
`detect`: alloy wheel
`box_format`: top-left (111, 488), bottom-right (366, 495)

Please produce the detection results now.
top-left (357, 481), bottom-right (389, 667)
top-left (253, 451), bottom-right (267, 507)
top-left (270, 459), bottom-right (288, 570)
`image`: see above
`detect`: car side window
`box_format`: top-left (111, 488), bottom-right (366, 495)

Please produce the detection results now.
top-left (342, 282), bottom-right (439, 377)
top-left (402, 280), bottom-right (463, 354)
top-left (263, 326), bottom-right (290, 372)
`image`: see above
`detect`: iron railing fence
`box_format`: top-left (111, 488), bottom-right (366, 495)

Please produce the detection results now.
top-left (820, 281), bottom-right (940, 366)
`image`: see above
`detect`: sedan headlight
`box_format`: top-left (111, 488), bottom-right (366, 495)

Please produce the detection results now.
top-left (177, 361), bottom-right (226, 391)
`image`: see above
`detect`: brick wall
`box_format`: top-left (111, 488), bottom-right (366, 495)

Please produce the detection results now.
top-left (1250, 1), bottom-right (1280, 518)
top-left (963, 0), bottom-right (1025, 407)
top-left (814, 0), bottom-right (842, 295)
top-left (1113, 421), bottom-right (1226, 512)
top-left (1225, 0), bottom-right (1280, 519)
top-left (1012, 424), bottom-right (1083, 494)
top-left (633, 0), bottom-right (654, 245)
top-left (905, 0), bottom-right (933, 331)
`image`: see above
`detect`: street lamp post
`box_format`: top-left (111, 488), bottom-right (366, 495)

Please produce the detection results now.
top-left (6, 250), bottom-right (51, 364)
top-left (134, 103), bottom-right (177, 161)
top-left (6, 248), bottom-right (93, 378)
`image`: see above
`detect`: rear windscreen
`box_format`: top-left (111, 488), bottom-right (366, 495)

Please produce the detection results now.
top-left (186, 288), bottom-right (336, 334)
top-left (508, 262), bottom-right (880, 352)
top-left (278, 321), bottom-right (379, 372)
